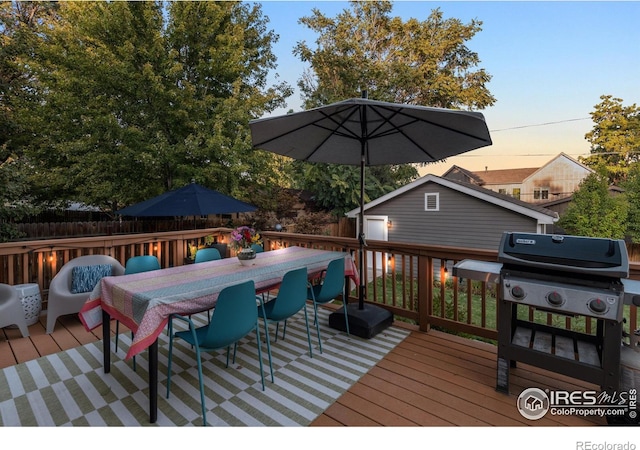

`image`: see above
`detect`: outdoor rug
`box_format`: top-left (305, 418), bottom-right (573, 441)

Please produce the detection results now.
top-left (0, 307), bottom-right (409, 426)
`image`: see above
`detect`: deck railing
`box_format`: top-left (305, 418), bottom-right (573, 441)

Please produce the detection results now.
top-left (263, 232), bottom-right (639, 343)
top-left (1, 229), bottom-right (638, 343)
top-left (0, 228), bottom-right (233, 299)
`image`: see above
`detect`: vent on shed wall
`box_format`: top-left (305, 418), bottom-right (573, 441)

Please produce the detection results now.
top-left (425, 193), bottom-right (439, 211)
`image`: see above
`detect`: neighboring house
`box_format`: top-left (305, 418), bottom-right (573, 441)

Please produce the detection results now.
top-left (442, 153), bottom-right (593, 204)
top-left (345, 174), bottom-right (559, 252)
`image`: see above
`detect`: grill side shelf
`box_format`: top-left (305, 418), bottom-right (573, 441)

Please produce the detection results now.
top-left (452, 259), bottom-right (501, 283)
top-left (621, 279), bottom-right (640, 306)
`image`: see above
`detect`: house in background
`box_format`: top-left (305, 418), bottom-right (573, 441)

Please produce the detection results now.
top-left (442, 153), bottom-right (593, 204)
top-left (345, 174), bottom-right (558, 253)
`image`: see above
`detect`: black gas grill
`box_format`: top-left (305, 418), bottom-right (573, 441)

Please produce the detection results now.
top-left (454, 232), bottom-right (638, 397)
top-left (496, 232), bottom-right (627, 394)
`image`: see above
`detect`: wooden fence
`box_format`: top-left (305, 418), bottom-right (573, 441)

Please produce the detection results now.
top-left (14, 218), bottom-right (229, 239)
top-left (13, 217), bottom-right (356, 240)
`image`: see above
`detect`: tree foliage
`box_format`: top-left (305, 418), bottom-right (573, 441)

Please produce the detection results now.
top-left (293, 160), bottom-right (418, 216)
top-left (0, 155), bottom-right (32, 241)
top-left (580, 95), bottom-right (640, 185)
top-left (294, 1), bottom-right (494, 109)
top-left (13, 1), bottom-right (291, 213)
top-left (0, 1), bottom-right (58, 239)
top-left (621, 164), bottom-right (640, 243)
top-left (290, 1), bottom-right (495, 215)
top-left (1, 1), bottom-right (59, 155)
top-left (557, 172), bottom-right (628, 239)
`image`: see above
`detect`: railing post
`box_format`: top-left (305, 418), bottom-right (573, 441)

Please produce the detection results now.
top-left (417, 253), bottom-right (431, 332)
top-left (176, 236), bottom-right (186, 264)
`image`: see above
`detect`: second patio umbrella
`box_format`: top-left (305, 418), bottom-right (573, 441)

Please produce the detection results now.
top-left (249, 94), bottom-right (492, 338)
top-left (116, 182), bottom-right (257, 217)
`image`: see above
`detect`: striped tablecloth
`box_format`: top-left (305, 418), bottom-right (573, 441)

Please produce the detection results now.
top-left (79, 246), bottom-right (358, 358)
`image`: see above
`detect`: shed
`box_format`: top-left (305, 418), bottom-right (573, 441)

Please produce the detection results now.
top-left (345, 174), bottom-right (559, 252)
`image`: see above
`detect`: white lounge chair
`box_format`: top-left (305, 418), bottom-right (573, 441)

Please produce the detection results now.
top-left (0, 283), bottom-right (30, 337)
top-left (46, 255), bottom-right (125, 334)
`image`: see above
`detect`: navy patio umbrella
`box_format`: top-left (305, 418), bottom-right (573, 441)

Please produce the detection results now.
top-left (116, 182), bottom-right (257, 217)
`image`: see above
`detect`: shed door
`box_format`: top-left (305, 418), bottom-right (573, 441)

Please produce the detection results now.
top-left (364, 216), bottom-right (388, 273)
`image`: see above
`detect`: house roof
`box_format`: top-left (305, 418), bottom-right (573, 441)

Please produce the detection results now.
top-left (468, 152), bottom-right (593, 186)
top-left (440, 165), bottom-right (484, 184)
top-left (472, 167), bottom-right (539, 185)
top-left (345, 173), bottom-right (559, 224)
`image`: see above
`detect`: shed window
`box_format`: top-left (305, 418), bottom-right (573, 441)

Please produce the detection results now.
top-left (425, 193), bottom-right (439, 211)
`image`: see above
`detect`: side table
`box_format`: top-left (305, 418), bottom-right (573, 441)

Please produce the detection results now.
top-left (13, 283), bottom-right (43, 326)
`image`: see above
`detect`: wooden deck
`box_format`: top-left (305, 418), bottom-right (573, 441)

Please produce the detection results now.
top-left (311, 326), bottom-right (606, 426)
top-left (1, 313), bottom-right (606, 426)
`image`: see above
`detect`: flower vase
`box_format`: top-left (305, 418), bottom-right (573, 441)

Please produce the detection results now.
top-left (237, 247), bottom-right (256, 266)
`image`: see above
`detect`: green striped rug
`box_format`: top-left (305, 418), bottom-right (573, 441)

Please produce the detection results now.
top-left (0, 308), bottom-right (409, 426)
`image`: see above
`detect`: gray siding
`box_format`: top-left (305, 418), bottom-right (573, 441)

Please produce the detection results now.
top-left (366, 181), bottom-right (539, 250)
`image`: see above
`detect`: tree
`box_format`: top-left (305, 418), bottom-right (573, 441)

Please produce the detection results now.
top-left (293, 160), bottom-right (418, 216)
top-left (621, 164), bottom-right (640, 243)
top-left (557, 172), bottom-right (628, 239)
top-left (0, 155), bottom-right (30, 241)
top-left (0, 1), bottom-right (58, 240)
top-left (290, 1), bottom-right (495, 215)
top-left (21, 1), bottom-right (291, 212)
top-left (1, 1), bottom-right (59, 155)
top-left (294, 1), bottom-right (494, 109)
top-left (580, 95), bottom-right (640, 185)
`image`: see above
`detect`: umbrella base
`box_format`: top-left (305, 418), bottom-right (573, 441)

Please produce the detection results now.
top-left (328, 303), bottom-right (393, 339)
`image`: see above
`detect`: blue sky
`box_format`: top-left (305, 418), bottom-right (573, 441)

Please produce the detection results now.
top-left (254, 1), bottom-right (640, 175)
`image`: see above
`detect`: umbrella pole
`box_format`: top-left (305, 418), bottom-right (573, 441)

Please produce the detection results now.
top-left (358, 150), bottom-right (366, 310)
top-left (358, 97), bottom-right (367, 310)
top-left (328, 137), bottom-right (393, 338)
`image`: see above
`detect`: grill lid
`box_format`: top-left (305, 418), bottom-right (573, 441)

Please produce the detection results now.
top-left (498, 232), bottom-right (629, 279)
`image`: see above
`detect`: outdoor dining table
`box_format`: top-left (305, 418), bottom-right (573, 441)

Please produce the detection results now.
top-left (79, 246), bottom-right (359, 423)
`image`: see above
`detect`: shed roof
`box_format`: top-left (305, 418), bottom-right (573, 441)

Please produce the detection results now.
top-left (346, 173), bottom-right (559, 224)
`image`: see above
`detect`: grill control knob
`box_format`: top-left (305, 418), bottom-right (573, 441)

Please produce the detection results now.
top-left (588, 298), bottom-right (607, 314)
top-left (511, 286), bottom-right (525, 300)
top-left (547, 291), bottom-right (564, 306)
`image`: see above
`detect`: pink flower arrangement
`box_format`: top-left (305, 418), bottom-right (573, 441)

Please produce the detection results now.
top-left (230, 226), bottom-right (262, 250)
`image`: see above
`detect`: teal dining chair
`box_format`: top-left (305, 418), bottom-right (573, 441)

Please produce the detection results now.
top-left (258, 267), bottom-right (313, 381)
top-left (124, 255), bottom-right (161, 275)
top-left (194, 248), bottom-right (221, 322)
top-left (307, 258), bottom-right (347, 353)
top-left (115, 255), bottom-right (161, 369)
top-left (166, 280), bottom-right (269, 426)
top-left (251, 243), bottom-right (264, 253)
top-left (194, 247), bottom-right (221, 263)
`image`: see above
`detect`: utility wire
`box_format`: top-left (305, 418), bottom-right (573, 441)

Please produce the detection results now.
top-left (452, 153), bottom-right (589, 158)
top-left (490, 117), bottom-right (590, 132)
